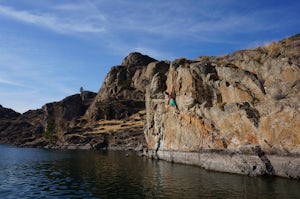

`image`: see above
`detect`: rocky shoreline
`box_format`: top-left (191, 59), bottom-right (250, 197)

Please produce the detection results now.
top-left (146, 148), bottom-right (300, 179)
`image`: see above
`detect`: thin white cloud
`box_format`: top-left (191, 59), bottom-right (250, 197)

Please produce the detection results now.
top-left (55, 3), bottom-right (90, 11)
top-left (0, 76), bottom-right (25, 87)
top-left (1, 1), bottom-right (290, 46)
top-left (0, 4), bottom-right (105, 34)
top-left (95, 0), bottom-right (298, 43)
top-left (0, 0), bottom-right (298, 113)
top-left (54, 1), bottom-right (106, 20)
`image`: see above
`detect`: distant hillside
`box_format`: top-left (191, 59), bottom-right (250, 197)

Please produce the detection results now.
top-left (0, 92), bottom-right (96, 147)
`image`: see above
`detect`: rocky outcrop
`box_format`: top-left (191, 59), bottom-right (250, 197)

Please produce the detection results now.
top-left (0, 105), bottom-right (45, 146)
top-left (47, 52), bottom-right (168, 150)
top-left (86, 52), bottom-right (168, 121)
top-left (0, 52), bottom-right (161, 150)
top-left (92, 52), bottom-right (157, 101)
top-left (44, 92), bottom-right (95, 122)
top-left (80, 52), bottom-right (168, 150)
top-left (0, 91), bottom-right (97, 147)
top-left (1, 34), bottom-right (299, 178)
top-left (0, 53), bottom-right (160, 150)
top-left (145, 34), bottom-right (300, 178)
top-left (0, 105), bottom-right (20, 119)
top-left (0, 105), bottom-right (20, 143)
top-left (42, 91), bottom-right (97, 145)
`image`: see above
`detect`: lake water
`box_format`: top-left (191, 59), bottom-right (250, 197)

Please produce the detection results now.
top-left (0, 145), bottom-right (299, 199)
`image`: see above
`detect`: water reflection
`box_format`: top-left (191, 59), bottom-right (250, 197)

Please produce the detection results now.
top-left (0, 145), bottom-right (299, 199)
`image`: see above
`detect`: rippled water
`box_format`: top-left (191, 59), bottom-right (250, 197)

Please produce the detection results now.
top-left (0, 145), bottom-right (299, 199)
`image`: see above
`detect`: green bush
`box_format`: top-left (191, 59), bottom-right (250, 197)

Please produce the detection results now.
top-left (44, 118), bottom-right (58, 144)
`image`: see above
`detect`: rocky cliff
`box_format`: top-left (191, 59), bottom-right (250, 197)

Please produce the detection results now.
top-left (79, 52), bottom-right (169, 150)
top-left (0, 92), bottom-right (97, 147)
top-left (0, 53), bottom-right (162, 150)
top-left (0, 105), bottom-right (45, 146)
top-left (86, 52), bottom-right (168, 121)
top-left (1, 34), bottom-right (299, 178)
top-left (144, 34), bottom-right (300, 178)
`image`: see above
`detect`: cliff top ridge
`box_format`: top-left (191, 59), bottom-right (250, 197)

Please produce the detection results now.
top-left (122, 52), bottom-right (157, 67)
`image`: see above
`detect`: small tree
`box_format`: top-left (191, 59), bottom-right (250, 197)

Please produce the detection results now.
top-left (44, 118), bottom-right (58, 144)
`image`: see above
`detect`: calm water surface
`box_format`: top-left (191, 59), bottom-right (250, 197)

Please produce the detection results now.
top-left (0, 145), bottom-right (299, 199)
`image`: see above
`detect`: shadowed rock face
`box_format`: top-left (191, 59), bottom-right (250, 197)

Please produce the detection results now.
top-left (0, 92), bottom-right (97, 147)
top-left (0, 105), bottom-right (45, 146)
top-left (0, 52), bottom-right (163, 150)
top-left (144, 34), bottom-right (300, 178)
top-left (0, 105), bottom-right (20, 119)
top-left (0, 105), bottom-right (20, 143)
top-left (86, 52), bottom-right (169, 121)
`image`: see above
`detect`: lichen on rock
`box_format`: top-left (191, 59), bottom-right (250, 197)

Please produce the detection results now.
top-left (144, 34), bottom-right (300, 178)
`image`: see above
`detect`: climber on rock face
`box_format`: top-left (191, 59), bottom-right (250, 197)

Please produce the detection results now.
top-left (165, 89), bottom-right (179, 114)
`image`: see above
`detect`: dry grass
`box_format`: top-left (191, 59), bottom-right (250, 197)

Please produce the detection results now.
top-left (263, 37), bottom-right (300, 58)
top-left (283, 39), bottom-right (300, 57)
top-left (83, 110), bottom-right (146, 135)
top-left (196, 56), bottom-right (210, 61)
top-left (174, 57), bottom-right (190, 67)
top-left (263, 42), bottom-right (281, 57)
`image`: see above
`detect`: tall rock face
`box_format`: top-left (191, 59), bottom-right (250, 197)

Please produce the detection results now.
top-left (96, 52), bottom-right (157, 101)
top-left (145, 34), bottom-right (300, 178)
top-left (78, 52), bottom-right (169, 150)
top-left (86, 52), bottom-right (169, 121)
top-left (43, 91), bottom-right (97, 144)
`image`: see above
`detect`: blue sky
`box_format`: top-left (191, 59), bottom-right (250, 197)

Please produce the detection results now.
top-left (0, 0), bottom-right (299, 113)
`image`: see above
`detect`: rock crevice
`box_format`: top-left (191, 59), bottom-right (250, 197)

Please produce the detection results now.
top-left (145, 34), bottom-right (300, 178)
